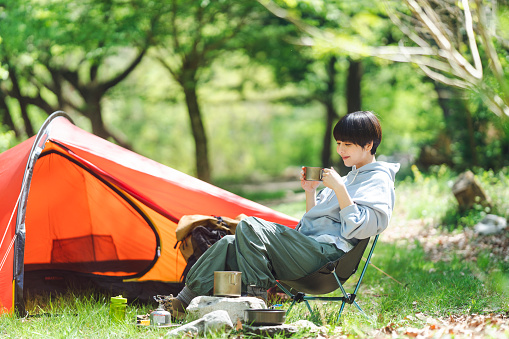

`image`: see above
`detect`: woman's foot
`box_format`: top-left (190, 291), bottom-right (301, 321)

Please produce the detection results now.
top-left (166, 297), bottom-right (188, 320)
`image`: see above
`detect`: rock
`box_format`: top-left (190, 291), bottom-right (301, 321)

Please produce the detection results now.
top-left (241, 318), bottom-right (330, 338)
top-left (187, 296), bottom-right (266, 324)
top-left (290, 319), bottom-right (320, 330)
top-left (474, 214), bottom-right (507, 235)
top-left (242, 324), bottom-right (298, 337)
top-left (203, 310), bottom-right (234, 333)
top-left (452, 171), bottom-right (490, 211)
top-left (165, 310), bottom-right (233, 337)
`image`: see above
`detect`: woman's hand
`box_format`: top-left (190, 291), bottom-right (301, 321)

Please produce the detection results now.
top-left (300, 167), bottom-right (321, 192)
top-left (322, 167), bottom-right (354, 209)
top-left (321, 167), bottom-right (344, 191)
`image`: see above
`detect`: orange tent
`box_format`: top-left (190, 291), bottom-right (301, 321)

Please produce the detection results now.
top-left (0, 112), bottom-right (298, 315)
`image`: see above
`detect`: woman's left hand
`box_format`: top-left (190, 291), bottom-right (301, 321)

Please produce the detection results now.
top-left (321, 167), bottom-right (344, 190)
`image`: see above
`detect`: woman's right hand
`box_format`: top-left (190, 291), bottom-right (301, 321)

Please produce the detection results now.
top-left (300, 167), bottom-right (321, 192)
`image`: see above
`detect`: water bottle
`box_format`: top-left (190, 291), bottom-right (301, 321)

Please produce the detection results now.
top-left (109, 295), bottom-right (127, 322)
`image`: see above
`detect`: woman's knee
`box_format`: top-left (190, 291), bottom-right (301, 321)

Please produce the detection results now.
top-left (235, 217), bottom-right (279, 245)
top-left (235, 217), bottom-right (261, 239)
top-left (219, 234), bottom-right (235, 245)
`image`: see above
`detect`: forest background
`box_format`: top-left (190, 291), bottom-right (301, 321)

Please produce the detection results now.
top-left (1, 0), bottom-right (509, 185)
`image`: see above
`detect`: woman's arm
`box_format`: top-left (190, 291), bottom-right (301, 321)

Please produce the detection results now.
top-left (327, 169), bottom-right (394, 239)
top-left (304, 189), bottom-right (317, 212)
top-left (300, 167), bottom-right (320, 212)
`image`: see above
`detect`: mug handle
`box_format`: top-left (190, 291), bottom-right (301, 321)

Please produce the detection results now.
top-left (229, 273), bottom-right (239, 285)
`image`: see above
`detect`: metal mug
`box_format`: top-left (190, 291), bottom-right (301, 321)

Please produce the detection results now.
top-left (304, 166), bottom-right (324, 181)
top-left (213, 271), bottom-right (242, 297)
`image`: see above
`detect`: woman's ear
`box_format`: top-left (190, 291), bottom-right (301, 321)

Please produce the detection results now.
top-left (364, 141), bottom-right (373, 152)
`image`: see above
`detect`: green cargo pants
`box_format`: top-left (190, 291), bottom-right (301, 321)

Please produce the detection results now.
top-left (185, 216), bottom-right (345, 295)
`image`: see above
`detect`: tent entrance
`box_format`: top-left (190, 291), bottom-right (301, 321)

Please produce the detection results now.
top-left (24, 148), bottom-right (160, 279)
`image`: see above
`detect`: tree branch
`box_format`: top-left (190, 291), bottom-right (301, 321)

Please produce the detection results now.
top-left (100, 48), bottom-right (147, 92)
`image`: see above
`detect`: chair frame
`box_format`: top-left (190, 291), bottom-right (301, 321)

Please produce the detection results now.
top-left (275, 234), bottom-right (379, 323)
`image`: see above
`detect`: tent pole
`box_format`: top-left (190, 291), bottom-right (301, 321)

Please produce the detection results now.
top-left (13, 111), bottom-right (72, 316)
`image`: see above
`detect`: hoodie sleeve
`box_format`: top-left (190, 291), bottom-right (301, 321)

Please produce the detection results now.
top-left (338, 171), bottom-right (395, 239)
top-left (339, 203), bottom-right (390, 239)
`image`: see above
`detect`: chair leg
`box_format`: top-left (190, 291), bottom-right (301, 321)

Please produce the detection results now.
top-left (304, 299), bottom-right (313, 314)
top-left (286, 299), bottom-right (297, 315)
top-left (353, 301), bottom-right (369, 319)
top-left (336, 300), bottom-right (347, 323)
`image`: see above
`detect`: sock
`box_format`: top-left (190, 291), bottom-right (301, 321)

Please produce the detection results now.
top-left (176, 286), bottom-right (197, 306)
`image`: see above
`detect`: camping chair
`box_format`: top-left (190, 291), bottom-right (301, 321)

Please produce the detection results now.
top-left (275, 234), bottom-right (379, 323)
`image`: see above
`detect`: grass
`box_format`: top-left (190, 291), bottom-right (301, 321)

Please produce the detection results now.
top-left (1, 166), bottom-right (509, 337)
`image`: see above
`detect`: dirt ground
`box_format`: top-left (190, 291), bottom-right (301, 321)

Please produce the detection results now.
top-left (371, 218), bottom-right (509, 338)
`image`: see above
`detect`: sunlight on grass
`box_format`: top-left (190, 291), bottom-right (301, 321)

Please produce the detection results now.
top-left (2, 167), bottom-right (508, 337)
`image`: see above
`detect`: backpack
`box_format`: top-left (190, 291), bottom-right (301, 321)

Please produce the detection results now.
top-left (175, 214), bottom-right (246, 282)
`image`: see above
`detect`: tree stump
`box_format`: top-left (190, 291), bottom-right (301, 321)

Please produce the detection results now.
top-left (452, 171), bottom-right (490, 211)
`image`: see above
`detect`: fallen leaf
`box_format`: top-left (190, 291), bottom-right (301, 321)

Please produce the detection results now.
top-left (403, 328), bottom-right (421, 337)
top-left (380, 322), bottom-right (397, 334)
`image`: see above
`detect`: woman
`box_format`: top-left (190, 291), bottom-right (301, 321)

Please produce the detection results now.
top-left (169, 111), bottom-right (400, 319)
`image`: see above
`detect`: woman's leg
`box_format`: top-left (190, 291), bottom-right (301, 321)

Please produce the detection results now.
top-left (184, 234), bottom-right (239, 296)
top-left (234, 217), bottom-right (344, 290)
top-left (173, 216), bottom-right (343, 318)
top-left (171, 234), bottom-right (239, 318)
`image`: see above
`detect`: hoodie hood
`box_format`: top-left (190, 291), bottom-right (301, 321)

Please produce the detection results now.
top-left (348, 161), bottom-right (400, 184)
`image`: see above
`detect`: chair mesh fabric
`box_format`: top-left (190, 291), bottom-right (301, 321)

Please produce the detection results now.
top-left (279, 238), bottom-right (370, 295)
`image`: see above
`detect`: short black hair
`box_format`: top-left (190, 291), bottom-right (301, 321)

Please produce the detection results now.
top-left (333, 111), bottom-right (382, 155)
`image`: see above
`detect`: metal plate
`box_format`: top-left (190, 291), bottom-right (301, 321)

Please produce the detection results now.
top-left (244, 309), bottom-right (286, 326)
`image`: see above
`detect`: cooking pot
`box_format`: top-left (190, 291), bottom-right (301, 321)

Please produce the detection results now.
top-left (244, 309), bottom-right (286, 326)
top-left (213, 271), bottom-right (242, 297)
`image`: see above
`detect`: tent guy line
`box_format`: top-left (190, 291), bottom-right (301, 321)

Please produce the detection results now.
top-left (0, 235), bottom-right (16, 274)
top-left (0, 193), bottom-right (21, 272)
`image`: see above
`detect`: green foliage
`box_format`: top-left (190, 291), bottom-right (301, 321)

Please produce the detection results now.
top-left (1, 0), bottom-right (508, 183)
top-left (1, 0), bottom-right (157, 62)
top-left (393, 165), bottom-right (456, 221)
top-left (363, 62), bottom-right (444, 158)
top-left (394, 165), bottom-right (509, 231)
top-left (104, 49), bottom-right (449, 181)
top-left (0, 126), bottom-right (17, 152)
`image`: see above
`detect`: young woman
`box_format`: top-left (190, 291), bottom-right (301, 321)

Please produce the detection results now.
top-left (168, 111), bottom-right (400, 319)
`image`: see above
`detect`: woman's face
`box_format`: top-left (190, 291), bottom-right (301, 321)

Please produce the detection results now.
top-left (336, 140), bottom-right (374, 168)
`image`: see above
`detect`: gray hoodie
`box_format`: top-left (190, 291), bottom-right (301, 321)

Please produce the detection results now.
top-left (296, 161), bottom-right (400, 252)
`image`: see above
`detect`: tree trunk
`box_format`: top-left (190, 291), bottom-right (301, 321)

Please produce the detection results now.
top-left (87, 98), bottom-right (109, 140)
top-left (0, 92), bottom-right (20, 137)
top-left (337, 58), bottom-right (363, 175)
top-left (182, 85), bottom-right (211, 182)
top-left (9, 66), bottom-right (34, 136)
top-left (464, 105), bottom-right (477, 167)
top-left (433, 82), bottom-right (477, 168)
top-left (84, 92), bottom-right (132, 150)
top-left (346, 58), bottom-right (362, 114)
top-left (321, 56), bottom-right (339, 169)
